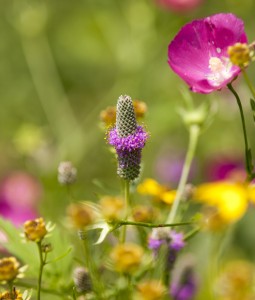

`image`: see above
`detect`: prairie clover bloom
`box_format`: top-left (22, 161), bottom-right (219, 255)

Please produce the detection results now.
top-left (108, 95), bottom-right (149, 181)
top-left (168, 13), bottom-right (248, 93)
top-left (149, 228), bottom-right (185, 269)
top-left (110, 243), bottom-right (143, 274)
top-left (170, 256), bottom-right (198, 300)
top-left (23, 217), bottom-right (47, 242)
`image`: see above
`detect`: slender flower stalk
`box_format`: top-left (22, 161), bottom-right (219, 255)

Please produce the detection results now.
top-left (121, 180), bottom-right (130, 243)
top-left (227, 83), bottom-right (253, 180)
top-left (166, 125), bottom-right (200, 223)
top-left (36, 241), bottom-right (47, 300)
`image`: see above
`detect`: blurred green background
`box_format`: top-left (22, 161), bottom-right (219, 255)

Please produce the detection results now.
top-left (1, 0), bottom-right (255, 218)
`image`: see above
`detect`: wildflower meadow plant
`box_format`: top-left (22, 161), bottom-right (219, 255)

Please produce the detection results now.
top-left (2, 10), bottom-right (255, 300)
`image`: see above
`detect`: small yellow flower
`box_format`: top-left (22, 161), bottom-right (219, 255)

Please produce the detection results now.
top-left (99, 196), bottom-right (124, 221)
top-left (137, 178), bottom-right (166, 198)
top-left (228, 43), bottom-right (252, 68)
top-left (201, 207), bottom-right (227, 232)
top-left (67, 203), bottom-right (94, 229)
top-left (136, 280), bottom-right (166, 300)
top-left (23, 218), bottom-right (47, 242)
top-left (133, 100), bottom-right (147, 119)
top-left (100, 106), bottom-right (116, 127)
top-left (216, 260), bottom-right (255, 300)
top-left (194, 182), bottom-right (247, 224)
top-left (132, 205), bottom-right (157, 223)
top-left (110, 243), bottom-right (143, 274)
top-left (161, 190), bottom-right (176, 205)
top-left (0, 289), bottom-right (23, 300)
top-left (0, 257), bottom-right (20, 282)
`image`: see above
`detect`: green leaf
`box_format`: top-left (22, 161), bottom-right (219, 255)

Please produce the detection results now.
top-left (0, 217), bottom-right (38, 276)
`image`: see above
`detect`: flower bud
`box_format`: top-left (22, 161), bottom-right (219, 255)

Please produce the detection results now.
top-left (73, 267), bottom-right (92, 294)
top-left (23, 218), bottom-right (47, 242)
top-left (110, 243), bottom-right (143, 274)
top-left (58, 161), bottom-right (77, 185)
top-left (0, 257), bottom-right (20, 282)
top-left (67, 203), bottom-right (94, 229)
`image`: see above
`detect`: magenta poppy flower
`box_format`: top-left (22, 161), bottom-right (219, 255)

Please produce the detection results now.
top-left (156, 0), bottom-right (203, 12)
top-left (168, 13), bottom-right (248, 93)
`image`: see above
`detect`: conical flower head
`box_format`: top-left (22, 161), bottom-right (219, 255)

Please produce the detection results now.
top-left (116, 95), bottom-right (137, 137)
top-left (108, 95), bottom-right (149, 181)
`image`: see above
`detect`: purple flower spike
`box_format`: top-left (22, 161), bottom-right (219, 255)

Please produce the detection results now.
top-left (108, 126), bottom-right (148, 152)
top-left (168, 13), bottom-right (248, 93)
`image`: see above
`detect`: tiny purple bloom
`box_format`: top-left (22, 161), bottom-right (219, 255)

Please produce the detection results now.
top-left (170, 231), bottom-right (185, 251)
top-left (148, 237), bottom-right (164, 250)
top-left (108, 126), bottom-right (148, 152)
top-left (168, 13), bottom-right (248, 93)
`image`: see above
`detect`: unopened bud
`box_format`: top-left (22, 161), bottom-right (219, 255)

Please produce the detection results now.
top-left (73, 267), bottom-right (92, 293)
top-left (58, 161), bottom-right (77, 185)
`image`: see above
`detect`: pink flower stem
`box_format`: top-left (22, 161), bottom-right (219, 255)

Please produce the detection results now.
top-left (227, 83), bottom-right (254, 180)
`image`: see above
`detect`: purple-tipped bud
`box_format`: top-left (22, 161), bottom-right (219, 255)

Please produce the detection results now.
top-left (170, 256), bottom-right (198, 300)
top-left (108, 95), bottom-right (149, 181)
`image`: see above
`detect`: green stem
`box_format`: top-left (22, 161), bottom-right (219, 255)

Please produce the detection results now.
top-left (242, 68), bottom-right (255, 100)
top-left (184, 227), bottom-right (200, 241)
top-left (166, 125), bottom-right (200, 223)
top-left (8, 282), bottom-right (13, 300)
top-left (37, 241), bottom-right (45, 300)
top-left (227, 83), bottom-right (252, 180)
top-left (115, 220), bottom-right (193, 229)
top-left (120, 180), bottom-right (130, 243)
top-left (82, 238), bottom-right (104, 299)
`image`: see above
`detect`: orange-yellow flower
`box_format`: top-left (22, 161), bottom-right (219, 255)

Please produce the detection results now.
top-left (99, 196), bottom-right (124, 221)
top-left (136, 280), bottom-right (166, 300)
top-left (0, 257), bottom-right (20, 282)
top-left (110, 243), bottom-right (143, 274)
top-left (67, 203), bottom-right (94, 229)
top-left (23, 218), bottom-right (47, 242)
top-left (194, 182), bottom-right (248, 224)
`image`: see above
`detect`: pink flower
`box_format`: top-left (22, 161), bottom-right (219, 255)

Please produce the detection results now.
top-left (156, 0), bottom-right (203, 12)
top-left (168, 13), bottom-right (248, 93)
top-left (0, 171), bottom-right (42, 226)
